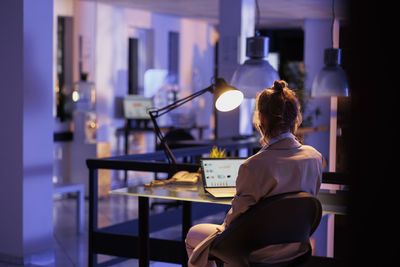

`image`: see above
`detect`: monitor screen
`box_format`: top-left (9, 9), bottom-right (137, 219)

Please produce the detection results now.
top-left (123, 95), bottom-right (153, 119)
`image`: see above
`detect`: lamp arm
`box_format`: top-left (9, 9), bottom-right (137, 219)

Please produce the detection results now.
top-left (148, 84), bottom-right (214, 171)
top-left (152, 85), bottom-right (213, 117)
top-left (149, 111), bottom-right (178, 167)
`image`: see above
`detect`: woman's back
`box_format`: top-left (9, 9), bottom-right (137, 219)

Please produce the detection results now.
top-left (243, 137), bottom-right (323, 198)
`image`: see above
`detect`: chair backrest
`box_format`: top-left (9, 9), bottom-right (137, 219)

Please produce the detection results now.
top-left (209, 191), bottom-right (322, 265)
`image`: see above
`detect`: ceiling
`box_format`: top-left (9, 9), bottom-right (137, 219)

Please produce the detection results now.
top-left (92, 0), bottom-right (348, 28)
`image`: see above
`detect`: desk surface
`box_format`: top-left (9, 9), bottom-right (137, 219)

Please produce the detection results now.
top-left (111, 184), bottom-right (348, 215)
top-left (112, 183), bottom-right (232, 205)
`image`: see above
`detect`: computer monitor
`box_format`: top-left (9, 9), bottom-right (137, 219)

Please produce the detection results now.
top-left (123, 95), bottom-right (153, 119)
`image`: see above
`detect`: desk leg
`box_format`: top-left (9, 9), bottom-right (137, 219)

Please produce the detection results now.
top-left (182, 201), bottom-right (192, 267)
top-left (139, 196), bottom-right (150, 267)
top-left (89, 168), bottom-right (98, 267)
top-left (77, 185), bottom-right (84, 234)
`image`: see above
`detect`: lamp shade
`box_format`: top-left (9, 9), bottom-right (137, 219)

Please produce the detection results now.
top-left (213, 78), bottom-right (244, 112)
top-left (231, 36), bottom-right (280, 98)
top-left (311, 48), bottom-right (349, 97)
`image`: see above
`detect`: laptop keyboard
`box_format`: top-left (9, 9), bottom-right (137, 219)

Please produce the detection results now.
top-left (207, 188), bottom-right (236, 194)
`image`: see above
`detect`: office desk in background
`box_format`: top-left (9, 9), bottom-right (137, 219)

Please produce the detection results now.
top-left (115, 124), bottom-right (209, 155)
top-left (111, 183), bottom-right (348, 267)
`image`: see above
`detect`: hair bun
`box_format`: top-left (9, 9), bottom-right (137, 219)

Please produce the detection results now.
top-left (273, 80), bottom-right (287, 92)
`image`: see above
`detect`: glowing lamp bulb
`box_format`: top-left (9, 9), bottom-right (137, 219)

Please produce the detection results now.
top-left (215, 90), bottom-right (244, 112)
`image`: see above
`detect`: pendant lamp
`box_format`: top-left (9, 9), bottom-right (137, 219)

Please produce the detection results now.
top-left (230, 0), bottom-right (279, 97)
top-left (231, 35), bottom-right (279, 98)
top-left (311, 0), bottom-right (349, 97)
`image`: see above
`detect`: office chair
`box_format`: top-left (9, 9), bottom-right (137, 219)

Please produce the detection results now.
top-left (209, 191), bottom-right (322, 267)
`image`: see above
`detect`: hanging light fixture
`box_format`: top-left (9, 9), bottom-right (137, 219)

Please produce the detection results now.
top-left (311, 0), bottom-right (349, 97)
top-left (230, 0), bottom-right (279, 98)
top-left (231, 36), bottom-right (279, 98)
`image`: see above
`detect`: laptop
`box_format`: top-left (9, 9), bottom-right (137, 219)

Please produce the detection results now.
top-left (200, 157), bottom-right (246, 198)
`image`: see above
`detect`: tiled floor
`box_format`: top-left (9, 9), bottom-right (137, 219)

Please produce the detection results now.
top-left (0, 180), bottom-right (225, 267)
top-left (52, 193), bottom-right (188, 267)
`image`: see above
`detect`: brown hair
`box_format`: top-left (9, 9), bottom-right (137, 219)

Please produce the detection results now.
top-left (253, 80), bottom-right (302, 145)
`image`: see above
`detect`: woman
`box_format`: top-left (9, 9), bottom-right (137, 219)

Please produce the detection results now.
top-left (185, 80), bottom-right (324, 267)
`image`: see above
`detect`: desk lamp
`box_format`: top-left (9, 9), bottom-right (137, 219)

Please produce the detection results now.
top-left (149, 78), bottom-right (243, 166)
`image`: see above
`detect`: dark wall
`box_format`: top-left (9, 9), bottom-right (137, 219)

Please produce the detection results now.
top-left (347, 0), bottom-right (396, 265)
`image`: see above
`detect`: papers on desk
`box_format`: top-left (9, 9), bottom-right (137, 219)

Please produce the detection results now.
top-left (144, 171), bottom-right (200, 187)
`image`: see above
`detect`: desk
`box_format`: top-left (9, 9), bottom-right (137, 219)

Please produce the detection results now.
top-left (86, 141), bottom-right (346, 267)
top-left (111, 184), bottom-right (348, 267)
top-left (53, 183), bottom-right (85, 234)
top-left (87, 142), bottom-right (258, 267)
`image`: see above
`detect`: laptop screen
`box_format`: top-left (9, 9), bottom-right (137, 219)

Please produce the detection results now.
top-left (200, 158), bottom-right (246, 188)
